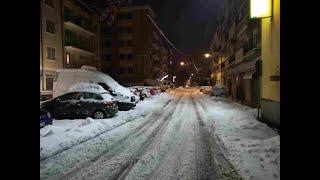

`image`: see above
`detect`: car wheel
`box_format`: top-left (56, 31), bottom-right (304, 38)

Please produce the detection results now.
top-left (92, 110), bottom-right (105, 119)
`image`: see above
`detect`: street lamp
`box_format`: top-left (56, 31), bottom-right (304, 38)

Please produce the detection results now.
top-left (250, 0), bottom-right (272, 19)
top-left (204, 53), bottom-right (211, 58)
top-left (180, 61), bottom-right (185, 66)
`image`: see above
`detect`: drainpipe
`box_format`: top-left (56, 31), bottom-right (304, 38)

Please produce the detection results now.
top-left (40, 1), bottom-right (45, 91)
top-left (61, 0), bottom-right (65, 68)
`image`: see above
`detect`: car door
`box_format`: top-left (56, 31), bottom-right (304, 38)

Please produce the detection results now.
top-left (73, 92), bottom-right (88, 118)
top-left (57, 92), bottom-right (78, 119)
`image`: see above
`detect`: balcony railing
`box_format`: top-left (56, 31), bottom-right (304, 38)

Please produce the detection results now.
top-left (65, 30), bottom-right (92, 52)
top-left (229, 54), bottom-right (235, 64)
top-left (65, 8), bottom-right (92, 31)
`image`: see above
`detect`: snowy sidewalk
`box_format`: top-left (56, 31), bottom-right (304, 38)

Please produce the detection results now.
top-left (195, 95), bottom-right (280, 180)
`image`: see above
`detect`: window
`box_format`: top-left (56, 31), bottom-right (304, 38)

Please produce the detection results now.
top-left (119, 41), bottom-right (126, 47)
top-left (117, 13), bottom-right (133, 20)
top-left (105, 55), bottom-right (112, 61)
top-left (66, 53), bottom-right (71, 64)
top-left (128, 67), bottom-right (134, 74)
top-left (98, 83), bottom-right (111, 92)
top-left (127, 40), bottom-right (132, 47)
top-left (59, 93), bottom-right (78, 101)
top-left (45, 74), bottom-right (54, 91)
top-left (127, 54), bottom-right (133, 60)
top-left (45, 0), bottom-right (54, 8)
top-left (47, 47), bottom-right (56, 60)
top-left (119, 54), bottom-right (125, 60)
top-left (46, 20), bottom-right (55, 34)
top-left (120, 68), bottom-right (126, 74)
top-left (84, 93), bottom-right (103, 100)
top-left (126, 27), bottom-right (133, 33)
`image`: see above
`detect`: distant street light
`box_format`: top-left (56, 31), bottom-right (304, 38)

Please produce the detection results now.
top-left (204, 53), bottom-right (211, 58)
top-left (180, 61), bottom-right (185, 66)
top-left (191, 73), bottom-right (194, 76)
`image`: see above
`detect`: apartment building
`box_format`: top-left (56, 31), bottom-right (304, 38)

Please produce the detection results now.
top-left (210, 0), bottom-right (261, 107)
top-left (40, 0), bottom-right (64, 94)
top-left (101, 5), bottom-right (169, 86)
top-left (40, 0), bottom-right (102, 98)
top-left (63, 0), bottom-right (101, 70)
top-left (210, 0), bottom-right (280, 127)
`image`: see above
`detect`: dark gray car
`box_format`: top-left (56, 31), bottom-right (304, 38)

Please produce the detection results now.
top-left (41, 91), bottom-right (118, 119)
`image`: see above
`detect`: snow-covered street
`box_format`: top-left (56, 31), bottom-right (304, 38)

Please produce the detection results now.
top-left (40, 88), bottom-right (280, 180)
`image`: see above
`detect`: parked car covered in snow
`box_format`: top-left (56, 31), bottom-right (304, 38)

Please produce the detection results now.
top-left (41, 83), bottom-right (118, 119)
top-left (53, 66), bottom-right (136, 111)
top-left (40, 108), bottom-right (52, 128)
top-left (200, 86), bottom-right (212, 94)
top-left (211, 84), bottom-right (228, 97)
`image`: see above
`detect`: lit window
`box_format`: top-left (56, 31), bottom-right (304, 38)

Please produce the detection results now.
top-left (66, 53), bottom-right (70, 64)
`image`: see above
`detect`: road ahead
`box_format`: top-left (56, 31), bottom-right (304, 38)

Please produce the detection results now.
top-left (40, 88), bottom-right (242, 180)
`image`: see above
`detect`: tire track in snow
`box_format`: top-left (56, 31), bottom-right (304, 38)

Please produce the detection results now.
top-left (119, 95), bottom-right (190, 180)
top-left (193, 96), bottom-right (243, 180)
top-left (57, 96), bottom-right (184, 180)
top-left (40, 98), bottom-right (174, 162)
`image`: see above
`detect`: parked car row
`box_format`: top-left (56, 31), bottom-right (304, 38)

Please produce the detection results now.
top-left (40, 66), bottom-right (166, 128)
top-left (129, 86), bottom-right (164, 101)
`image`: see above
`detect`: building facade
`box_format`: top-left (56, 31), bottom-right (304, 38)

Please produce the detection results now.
top-left (63, 0), bottom-right (101, 70)
top-left (210, 0), bottom-right (261, 107)
top-left (260, 0), bottom-right (280, 127)
top-left (210, 0), bottom-right (280, 128)
top-left (40, 0), bottom-right (64, 94)
top-left (101, 5), bottom-right (169, 86)
top-left (40, 0), bottom-right (102, 98)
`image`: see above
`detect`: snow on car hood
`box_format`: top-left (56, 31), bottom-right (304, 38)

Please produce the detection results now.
top-left (94, 71), bottom-right (133, 97)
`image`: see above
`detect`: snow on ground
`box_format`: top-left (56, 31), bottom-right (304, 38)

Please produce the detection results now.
top-left (196, 95), bottom-right (280, 180)
top-left (40, 93), bottom-right (171, 160)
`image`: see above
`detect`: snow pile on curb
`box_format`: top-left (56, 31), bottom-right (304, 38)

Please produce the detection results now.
top-left (200, 97), bottom-right (280, 180)
top-left (40, 93), bottom-right (172, 160)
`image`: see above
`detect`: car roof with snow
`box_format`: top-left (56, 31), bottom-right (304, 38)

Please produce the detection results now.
top-left (64, 82), bottom-right (114, 100)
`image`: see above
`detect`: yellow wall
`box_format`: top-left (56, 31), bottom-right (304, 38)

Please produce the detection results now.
top-left (260, 0), bottom-right (280, 102)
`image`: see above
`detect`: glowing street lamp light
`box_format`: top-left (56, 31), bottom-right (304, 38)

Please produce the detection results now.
top-left (191, 73), bottom-right (194, 76)
top-left (250, 0), bottom-right (272, 19)
top-left (180, 61), bottom-right (185, 66)
top-left (204, 53), bottom-right (211, 58)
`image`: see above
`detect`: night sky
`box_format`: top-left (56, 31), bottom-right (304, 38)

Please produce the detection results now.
top-left (97, 0), bottom-right (223, 54)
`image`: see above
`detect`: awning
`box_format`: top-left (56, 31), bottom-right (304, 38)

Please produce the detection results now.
top-left (243, 71), bottom-right (255, 79)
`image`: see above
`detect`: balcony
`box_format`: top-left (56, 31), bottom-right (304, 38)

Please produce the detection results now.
top-left (64, 22), bottom-right (96, 37)
top-left (235, 48), bottom-right (244, 63)
top-left (243, 48), bottom-right (261, 62)
top-left (64, 8), bottom-right (93, 33)
top-left (228, 54), bottom-right (235, 65)
top-left (65, 30), bottom-right (94, 55)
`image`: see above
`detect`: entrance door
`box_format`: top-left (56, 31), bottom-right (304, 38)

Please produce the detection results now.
top-left (252, 72), bottom-right (259, 107)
